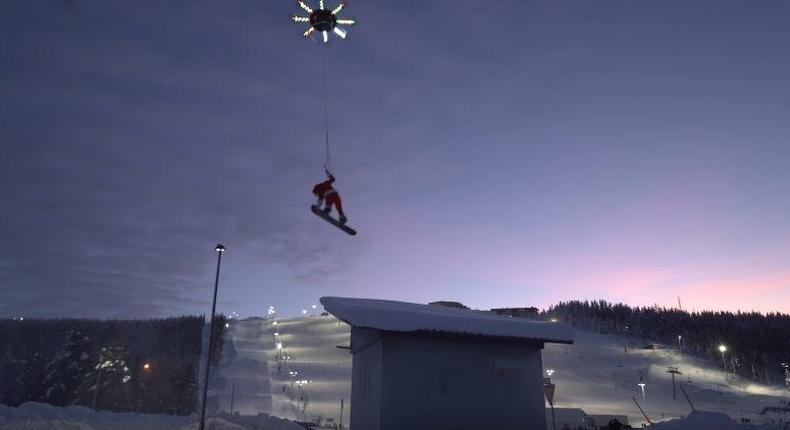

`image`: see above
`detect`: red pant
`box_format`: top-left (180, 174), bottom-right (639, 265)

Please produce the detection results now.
top-left (325, 193), bottom-right (345, 217)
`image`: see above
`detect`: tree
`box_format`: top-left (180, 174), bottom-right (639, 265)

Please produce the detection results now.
top-left (40, 328), bottom-right (93, 406)
top-left (91, 344), bottom-right (132, 410)
top-left (15, 350), bottom-right (47, 403)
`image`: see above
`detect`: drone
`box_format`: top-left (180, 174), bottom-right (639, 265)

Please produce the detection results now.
top-left (292, 1), bottom-right (357, 43)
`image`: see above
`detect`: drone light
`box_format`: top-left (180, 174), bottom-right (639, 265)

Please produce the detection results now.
top-left (292, 15), bottom-right (310, 23)
top-left (298, 1), bottom-right (313, 13)
top-left (333, 27), bottom-right (346, 39)
top-left (303, 27), bottom-right (315, 38)
top-left (332, 3), bottom-right (345, 14)
top-left (336, 19), bottom-right (356, 25)
top-left (322, 31), bottom-right (329, 43)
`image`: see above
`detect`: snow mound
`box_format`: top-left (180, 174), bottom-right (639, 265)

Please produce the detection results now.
top-left (178, 417), bottom-right (245, 430)
top-left (651, 411), bottom-right (769, 429)
top-left (0, 403), bottom-right (302, 430)
top-left (0, 419), bottom-right (95, 430)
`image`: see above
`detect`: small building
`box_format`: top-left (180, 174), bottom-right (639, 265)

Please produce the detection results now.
top-left (428, 300), bottom-right (470, 310)
top-left (490, 306), bottom-right (541, 319)
top-left (321, 297), bottom-right (574, 430)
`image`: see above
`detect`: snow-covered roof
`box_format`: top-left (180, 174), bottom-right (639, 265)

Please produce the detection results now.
top-left (320, 297), bottom-right (574, 344)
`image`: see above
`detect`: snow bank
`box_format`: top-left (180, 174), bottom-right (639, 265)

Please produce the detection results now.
top-left (651, 411), bottom-right (770, 430)
top-left (0, 403), bottom-right (301, 430)
top-left (321, 296), bottom-right (574, 343)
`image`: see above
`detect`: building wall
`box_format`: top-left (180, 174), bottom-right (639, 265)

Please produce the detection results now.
top-left (349, 328), bottom-right (384, 430)
top-left (374, 332), bottom-right (548, 430)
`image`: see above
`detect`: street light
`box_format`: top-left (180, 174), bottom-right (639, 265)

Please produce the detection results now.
top-left (546, 368), bottom-right (555, 377)
top-left (199, 244), bottom-right (226, 430)
top-left (624, 325), bottom-right (630, 353)
top-left (637, 383), bottom-right (646, 404)
top-left (677, 335), bottom-right (683, 360)
top-left (718, 345), bottom-right (728, 373)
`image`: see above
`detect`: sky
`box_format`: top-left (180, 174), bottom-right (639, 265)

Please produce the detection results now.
top-left (1, 0), bottom-right (789, 319)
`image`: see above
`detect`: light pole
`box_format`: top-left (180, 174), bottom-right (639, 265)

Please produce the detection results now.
top-left (677, 335), bottom-right (683, 360)
top-left (199, 244), bottom-right (226, 430)
top-left (638, 383), bottom-right (646, 404)
top-left (624, 325), bottom-right (629, 353)
top-left (718, 345), bottom-right (727, 373)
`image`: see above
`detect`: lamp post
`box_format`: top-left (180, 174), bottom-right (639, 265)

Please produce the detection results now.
top-left (677, 335), bottom-right (683, 360)
top-left (718, 345), bottom-right (727, 373)
top-left (199, 244), bottom-right (226, 430)
top-left (638, 383), bottom-right (646, 404)
top-left (624, 325), bottom-right (630, 353)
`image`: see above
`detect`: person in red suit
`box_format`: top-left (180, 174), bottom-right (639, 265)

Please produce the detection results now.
top-left (313, 167), bottom-right (347, 224)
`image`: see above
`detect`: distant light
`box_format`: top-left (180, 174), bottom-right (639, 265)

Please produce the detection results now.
top-left (215, 244), bottom-right (226, 252)
top-left (273, 321), bottom-right (278, 326)
top-left (302, 309), bottom-right (307, 315)
top-left (719, 345), bottom-right (727, 353)
top-left (274, 332), bottom-right (280, 337)
top-left (312, 304), bottom-right (317, 309)
top-left (678, 335), bottom-right (682, 341)
top-left (546, 369), bottom-right (555, 377)
top-left (276, 342), bottom-right (283, 350)
top-left (143, 363), bottom-right (151, 370)
top-left (225, 323), bottom-right (230, 328)
top-left (550, 318), bottom-right (557, 323)
top-left (638, 383), bottom-right (646, 388)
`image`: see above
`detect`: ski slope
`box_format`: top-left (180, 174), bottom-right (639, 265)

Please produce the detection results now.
top-left (215, 314), bottom-right (790, 428)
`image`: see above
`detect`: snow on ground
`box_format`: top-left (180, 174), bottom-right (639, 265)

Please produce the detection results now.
top-left (545, 331), bottom-right (790, 427)
top-left (0, 402), bottom-right (300, 430)
top-left (650, 411), bottom-right (778, 429)
top-left (215, 314), bottom-right (789, 428)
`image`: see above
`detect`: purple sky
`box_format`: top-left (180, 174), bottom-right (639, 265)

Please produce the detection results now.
top-left (1, 1), bottom-right (789, 318)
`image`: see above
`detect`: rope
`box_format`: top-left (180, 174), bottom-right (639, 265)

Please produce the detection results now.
top-left (321, 41), bottom-right (331, 170)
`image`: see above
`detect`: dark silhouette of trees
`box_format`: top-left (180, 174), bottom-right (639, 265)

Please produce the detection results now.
top-left (0, 315), bottom-right (227, 414)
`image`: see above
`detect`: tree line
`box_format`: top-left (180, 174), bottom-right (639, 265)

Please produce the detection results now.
top-left (0, 315), bottom-right (226, 414)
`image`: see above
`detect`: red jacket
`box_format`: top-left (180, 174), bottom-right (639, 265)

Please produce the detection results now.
top-left (312, 175), bottom-right (336, 199)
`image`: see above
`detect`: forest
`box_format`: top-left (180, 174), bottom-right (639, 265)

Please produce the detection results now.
top-left (544, 300), bottom-right (790, 387)
top-left (0, 315), bottom-right (226, 414)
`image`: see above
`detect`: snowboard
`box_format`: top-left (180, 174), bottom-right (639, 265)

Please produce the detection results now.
top-left (311, 205), bottom-right (357, 236)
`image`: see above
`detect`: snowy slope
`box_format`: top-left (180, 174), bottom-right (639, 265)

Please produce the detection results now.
top-left (217, 314), bottom-right (790, 428)
top-left (214, 316), bottom-right (351, 424)
top-left (544, 331), bottom-right (789, 426)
